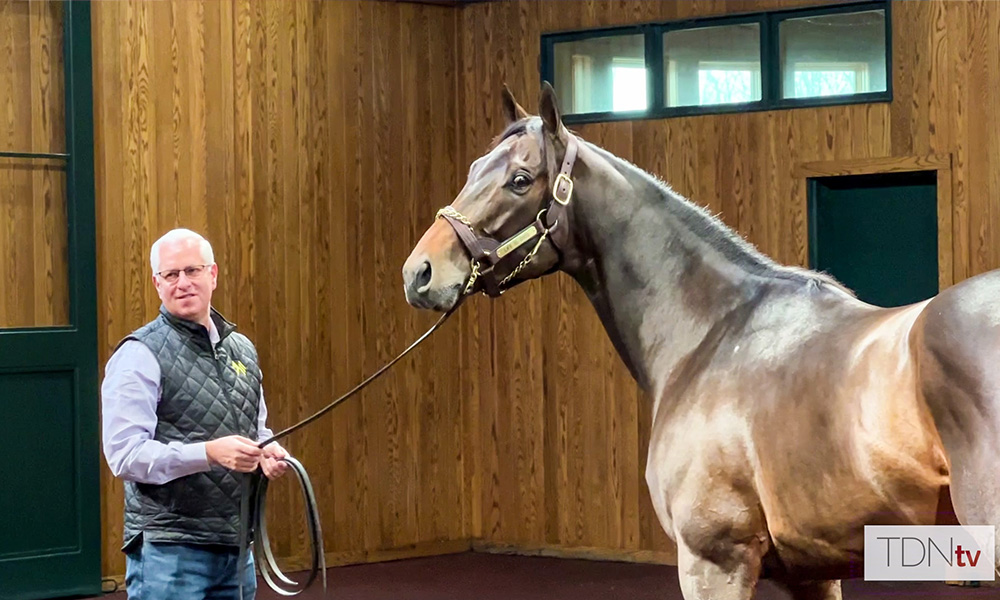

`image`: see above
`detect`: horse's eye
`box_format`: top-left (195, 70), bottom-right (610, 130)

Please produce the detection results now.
top-left (510, 173), bottom-right (532, 192)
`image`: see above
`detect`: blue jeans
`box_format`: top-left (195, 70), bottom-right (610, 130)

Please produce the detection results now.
top-left (125, 538), bottom-right (256, 599)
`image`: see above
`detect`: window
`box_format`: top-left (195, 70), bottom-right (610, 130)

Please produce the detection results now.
top-left (791, 62), bottom-right (868, 98)
top-left (698, 63), bottom-right (762, 105)
top-left (552, 33), bottom-right (646, 115)
top-left (664, 24), bottom-right (762, 108)
top-left (779, 9), bottom-right (886, 99)
top-left (541, 0), bottom-right (891, 123)
top-left (611, 58), bottom-right (647, 111)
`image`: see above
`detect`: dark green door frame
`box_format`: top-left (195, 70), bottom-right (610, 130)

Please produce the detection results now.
top-left (0, 2), bottom-right (100, 599)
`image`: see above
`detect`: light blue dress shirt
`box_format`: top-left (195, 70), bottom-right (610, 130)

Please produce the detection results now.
top-left (101, 319), bottom-right (275, 485)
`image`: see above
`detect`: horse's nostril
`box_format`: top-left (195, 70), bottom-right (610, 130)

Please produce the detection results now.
top-left (415, 260), bottom-right (432, 291)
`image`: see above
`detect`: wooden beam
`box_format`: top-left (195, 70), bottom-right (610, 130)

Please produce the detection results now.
top-left (793, 154), bottom-right (953, 178)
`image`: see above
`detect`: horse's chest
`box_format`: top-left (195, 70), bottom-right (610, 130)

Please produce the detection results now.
top-left (644, 404), bottom-right (756, 537)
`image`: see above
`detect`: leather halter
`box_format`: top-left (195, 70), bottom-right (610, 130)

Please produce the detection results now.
top-left (436, 132), bottom-right (579, 297)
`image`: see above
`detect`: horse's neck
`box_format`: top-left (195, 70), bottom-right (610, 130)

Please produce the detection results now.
top-left (567, 145), bottom-right (759, 401)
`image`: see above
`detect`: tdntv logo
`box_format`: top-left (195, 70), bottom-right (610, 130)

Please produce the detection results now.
top-left (864, 525), bottom-right (995, 581)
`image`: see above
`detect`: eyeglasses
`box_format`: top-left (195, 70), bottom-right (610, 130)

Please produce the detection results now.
top-left (156, 264), bottom-right (213, 283)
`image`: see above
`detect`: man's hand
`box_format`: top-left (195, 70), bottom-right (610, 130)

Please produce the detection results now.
top-left (205, 435), bottom-right (263, 472)
top-left (260, 442), bottom-right (289, 480)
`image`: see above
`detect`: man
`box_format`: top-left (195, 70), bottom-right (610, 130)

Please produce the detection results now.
top-left (101, 228), bottom-right (289, 599)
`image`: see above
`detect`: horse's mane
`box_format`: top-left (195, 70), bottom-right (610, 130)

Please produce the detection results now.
top-left (483, 119), bottom-right (854, 298)
top-left (584, 141), bottom-right (857, 299)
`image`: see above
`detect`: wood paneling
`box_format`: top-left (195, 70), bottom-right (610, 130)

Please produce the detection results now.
top-left (93, 0), bottom-right (464, 577)
top-left (0, 0), bottom-right (67, 328)
top-left (85, 0), bottom-right (1000, 579)
top-left (458, 0), bottom-right (1000, 563)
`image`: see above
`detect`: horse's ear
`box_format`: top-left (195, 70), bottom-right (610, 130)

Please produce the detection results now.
top-left (502, 83), bottom-right (530, 125)
top-left (539, 81), bottom-right (563, 136)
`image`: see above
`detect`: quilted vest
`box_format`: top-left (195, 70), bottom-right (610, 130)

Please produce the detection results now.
top-left (120, 305), bottom-right (262, 551)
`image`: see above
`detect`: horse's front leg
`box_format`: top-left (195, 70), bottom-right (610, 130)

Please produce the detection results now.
top-left (676, 536), bottom-right (766, 600)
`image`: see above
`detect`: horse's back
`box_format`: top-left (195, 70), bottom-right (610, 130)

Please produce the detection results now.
top-left (918, 269), bottom-right (1000, 426)
top-left (924, 268), bottom-right (1000, 334)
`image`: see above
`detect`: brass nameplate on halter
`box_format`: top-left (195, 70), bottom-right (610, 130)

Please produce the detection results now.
top-left (496, 225), bottom-right (539, 259)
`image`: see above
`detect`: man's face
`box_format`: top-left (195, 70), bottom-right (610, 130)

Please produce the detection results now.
top-left (152, 238), bottom-right (218, 324)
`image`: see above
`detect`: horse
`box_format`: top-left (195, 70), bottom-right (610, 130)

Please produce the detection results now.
top-left (400, 82), bottom-right (1000, 599)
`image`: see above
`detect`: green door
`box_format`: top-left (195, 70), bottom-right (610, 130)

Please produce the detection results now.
top-left (0, 2), bottom-right (100, 599)
top-left (808, 170), bottom-right (938, 308)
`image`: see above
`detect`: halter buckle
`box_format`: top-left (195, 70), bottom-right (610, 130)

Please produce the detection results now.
top-left (552, 173), bottom-right (574, 206)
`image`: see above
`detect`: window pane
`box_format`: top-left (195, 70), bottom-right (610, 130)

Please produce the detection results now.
top-left (780, 9), bottom-right (886, 99)
top-left (553, 34), bottom-right (646, 114)
top-left (663, 24), bottom-right (761, 108)
top-left (0, 1), bottom-right (69, 328)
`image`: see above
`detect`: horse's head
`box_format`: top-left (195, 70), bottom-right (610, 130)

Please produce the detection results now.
top-left (403, 83), bottom-right (579, 312)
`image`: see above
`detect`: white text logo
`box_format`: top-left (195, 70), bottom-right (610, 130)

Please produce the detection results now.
top-left (864, 525), bottom-right (995, 581)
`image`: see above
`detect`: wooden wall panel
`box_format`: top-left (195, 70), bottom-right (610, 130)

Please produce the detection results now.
top-left (0, 0), bottom-right (67, 328)
top-left (93, 0), bottom-right (465, 578)
top-left (459, 0), bottom-right (1000, 564)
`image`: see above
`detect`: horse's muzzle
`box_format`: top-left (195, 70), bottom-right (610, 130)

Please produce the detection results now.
top-left (402, 255), bottom-right (461, 311)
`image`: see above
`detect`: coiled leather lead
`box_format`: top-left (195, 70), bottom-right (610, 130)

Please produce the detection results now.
top-left (234, 307), bottom-right (457, 599)
top-left (238, 457), bottom-right (326, 598)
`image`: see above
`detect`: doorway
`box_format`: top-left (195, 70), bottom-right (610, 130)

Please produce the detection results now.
top-left (808, 170), bottom-right (938, 307)
top-left (0, 3), bottom-right (100, 599)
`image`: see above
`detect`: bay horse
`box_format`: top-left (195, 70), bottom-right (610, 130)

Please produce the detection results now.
top-left (401, 83), bottom-right (1000, 599)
